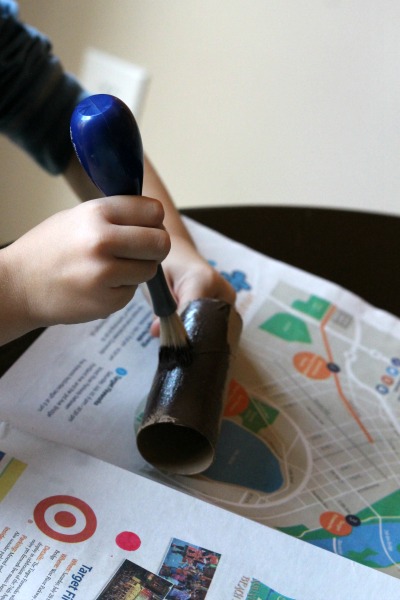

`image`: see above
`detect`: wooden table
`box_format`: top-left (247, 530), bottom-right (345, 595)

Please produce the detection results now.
top-left (182, 206), bottom-right (400, 317)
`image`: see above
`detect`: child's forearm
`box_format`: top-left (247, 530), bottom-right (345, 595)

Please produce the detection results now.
top-left (0, 247), bottom-right (36, 345)
top-left (142, 156), bottom-right (195, 244)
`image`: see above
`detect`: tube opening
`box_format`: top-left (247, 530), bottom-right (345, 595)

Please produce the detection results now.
top-left (137, 422), bottom-right (214, 475)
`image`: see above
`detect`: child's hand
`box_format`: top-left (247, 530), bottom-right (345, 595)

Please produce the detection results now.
top-left (0, 195), bottom-right (170, 340)
top-left (149, 235), bottom-right (236, 337)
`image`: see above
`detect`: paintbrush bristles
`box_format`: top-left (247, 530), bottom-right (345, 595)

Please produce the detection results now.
top-left (159, 312), bottom-right (192, 368)
top-left (159, 311), bottom-right (187, 347)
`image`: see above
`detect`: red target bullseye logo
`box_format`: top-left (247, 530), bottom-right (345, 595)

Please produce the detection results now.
top-left (33, 495), bottom-right (97, 543)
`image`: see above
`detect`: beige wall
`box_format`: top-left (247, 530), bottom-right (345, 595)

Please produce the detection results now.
top-left (1, 0), bottom-right (399, 243)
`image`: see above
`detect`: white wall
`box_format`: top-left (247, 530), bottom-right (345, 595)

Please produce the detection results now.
top-left (1, 0), bottom-right (399, 243)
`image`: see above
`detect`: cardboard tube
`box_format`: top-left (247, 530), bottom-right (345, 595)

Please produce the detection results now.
top-left (136, 298), bottom-right (242, 475)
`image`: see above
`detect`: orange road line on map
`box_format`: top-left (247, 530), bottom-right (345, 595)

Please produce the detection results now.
top-left (321, 305), bottom-right (374, 444)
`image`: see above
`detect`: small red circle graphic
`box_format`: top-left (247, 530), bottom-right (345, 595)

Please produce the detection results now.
top-left (115, 531), bottom-right (141, 551)
top-left (33, 495), bottom-right (97, 543)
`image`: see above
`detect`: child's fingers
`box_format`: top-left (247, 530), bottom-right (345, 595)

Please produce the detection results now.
top-left (96, 195), bottom-right (165, 227)
top-left (104, 258), bottom-right (160, 288)
top-left (106, 224), bottom-right (171, 261)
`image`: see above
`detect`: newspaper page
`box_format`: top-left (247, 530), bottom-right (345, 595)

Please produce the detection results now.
top-left (0, 424), bottom-right (399, 600)
top-left (1, 217), bottom-right (400, 581)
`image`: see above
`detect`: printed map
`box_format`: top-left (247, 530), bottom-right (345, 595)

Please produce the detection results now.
top-left (162, 280), bottom-right (400, 578)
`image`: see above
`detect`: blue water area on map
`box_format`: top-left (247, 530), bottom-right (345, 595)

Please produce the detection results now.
top-left (204, 420), bottom-right (283, 493)
top-left (310, 522), bottom-right (400, 568)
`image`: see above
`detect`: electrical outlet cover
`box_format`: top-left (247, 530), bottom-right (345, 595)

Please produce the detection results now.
top-left (80, 47), bottom-right (150, 122)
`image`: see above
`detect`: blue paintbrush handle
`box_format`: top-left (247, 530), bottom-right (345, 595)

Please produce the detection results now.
top-left (70, 94), bottom-right (177, 317)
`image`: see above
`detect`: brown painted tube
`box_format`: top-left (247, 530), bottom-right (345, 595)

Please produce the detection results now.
top-left (136, 298), bottom-right (242, 475)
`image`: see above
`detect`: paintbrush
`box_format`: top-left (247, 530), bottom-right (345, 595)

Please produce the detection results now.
top-left (70, 93), bottom-right (191, 366)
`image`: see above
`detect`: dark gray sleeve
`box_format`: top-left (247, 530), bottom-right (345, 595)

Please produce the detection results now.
top-left (0, 1), bottom-right (87, 174)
